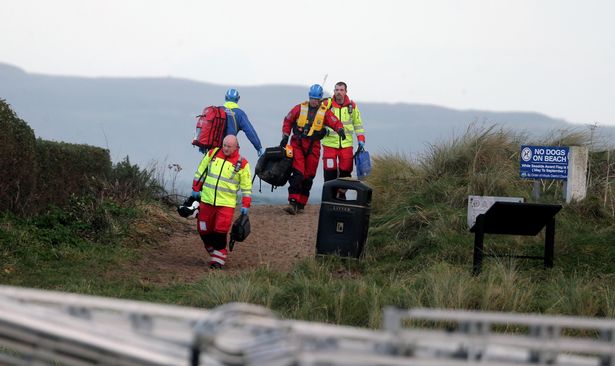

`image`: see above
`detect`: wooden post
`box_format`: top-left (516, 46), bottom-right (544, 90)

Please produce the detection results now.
top-left (533, 181), bottom-right (541, 201)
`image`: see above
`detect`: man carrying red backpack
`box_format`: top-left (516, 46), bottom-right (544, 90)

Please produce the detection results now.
top-left (193, 88), bottom-right (264, 157)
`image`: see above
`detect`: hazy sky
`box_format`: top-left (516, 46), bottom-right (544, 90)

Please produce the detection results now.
top-left (2, 0), bottom-right (614, 125)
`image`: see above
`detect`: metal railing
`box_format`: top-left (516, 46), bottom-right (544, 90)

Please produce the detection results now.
top-left (383, 307), bottom-right (615, 366)
top-left (1, 285), bottom-right (613, 366)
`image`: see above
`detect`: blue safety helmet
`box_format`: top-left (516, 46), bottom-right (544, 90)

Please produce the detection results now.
top-left (308, 84), bottom-right (323, 99)
top-left (225, 88), bottom-right (240, 102)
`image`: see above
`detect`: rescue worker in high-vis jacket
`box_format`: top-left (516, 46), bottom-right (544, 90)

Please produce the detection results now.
top-left (280, 84), bottom-right (345, 215)
top-left (321, 81), bottom-right (366, 188)
top-left (200, 88), bottom-right (264, 156)
top-left (191, 135), bottom-right (252, 269)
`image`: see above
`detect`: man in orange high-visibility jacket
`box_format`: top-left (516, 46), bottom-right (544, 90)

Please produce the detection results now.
top-left (279, 84), bottom-right (345, 215)
top-left (321, 81), bottom-right (366, 192)
top-left (191, 135), bottom-right (252, 269)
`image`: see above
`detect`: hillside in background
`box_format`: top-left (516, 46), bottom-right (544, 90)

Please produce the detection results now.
top-left (1, 62), bottom-right (612, 201)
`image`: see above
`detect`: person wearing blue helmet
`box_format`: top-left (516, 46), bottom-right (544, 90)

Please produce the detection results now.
top-left (279, 84), bottom-right (346, 214)
top-left (220, 88), bottom-right (264, 156)
top-left (308, 84), bottom-right (323, 100)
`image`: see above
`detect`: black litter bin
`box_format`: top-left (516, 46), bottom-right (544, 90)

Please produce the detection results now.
top-left (316, 178), bottom-right (372, 258)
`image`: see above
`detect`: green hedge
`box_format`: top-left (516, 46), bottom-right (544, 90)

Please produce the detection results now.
top-left (36, 139), bottom-right (112, 208)
top-left (0, 100), bottom-right (112, 214)
top-left (0, 100), bottom-right (37, 213)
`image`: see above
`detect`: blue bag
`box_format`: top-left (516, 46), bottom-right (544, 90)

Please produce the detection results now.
top-left (354, 148), bottom-right (371, 180)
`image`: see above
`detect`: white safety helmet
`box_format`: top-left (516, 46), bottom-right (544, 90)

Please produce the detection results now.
top-left (177, 200), bottom-right (200, 219)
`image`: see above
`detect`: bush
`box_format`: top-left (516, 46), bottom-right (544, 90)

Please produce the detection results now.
top-left (0, 101), bottom-right (167, 216)
top-left (107, 156), bottom-right (164, 202)
top-left (0, 100), bottom-right (37, 213)
top-left (35, 139), bottom-right (112, 210)
top-left (31, 195), bottom-right (139, 246)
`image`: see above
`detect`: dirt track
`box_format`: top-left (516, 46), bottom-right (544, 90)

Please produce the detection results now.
top-left (134, 204), bottom-right (320, 284)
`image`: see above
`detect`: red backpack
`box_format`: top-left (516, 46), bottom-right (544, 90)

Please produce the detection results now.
top-left (192, 106), bottom-right (228, 149)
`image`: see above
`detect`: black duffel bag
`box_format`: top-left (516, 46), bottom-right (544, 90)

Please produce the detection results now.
top-left (229, 213), bottom-right (250, 251)
top-left (254, 146), bottom-right (293, 188)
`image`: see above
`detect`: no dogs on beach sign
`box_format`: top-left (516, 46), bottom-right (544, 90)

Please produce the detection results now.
top-left (519, 145), bottom-right (569, 180)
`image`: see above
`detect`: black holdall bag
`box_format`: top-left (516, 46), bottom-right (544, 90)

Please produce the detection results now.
top-left (229, 213), bottom-right (250, 251)
top-left (254, 146), bottom-right (293, 188)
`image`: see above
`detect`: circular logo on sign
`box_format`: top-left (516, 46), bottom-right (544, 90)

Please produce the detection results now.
top-left (521, 147), bottom-right (532, 162)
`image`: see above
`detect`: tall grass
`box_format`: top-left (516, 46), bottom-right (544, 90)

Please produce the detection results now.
top-left (362, 124), bottom-right (615, 320)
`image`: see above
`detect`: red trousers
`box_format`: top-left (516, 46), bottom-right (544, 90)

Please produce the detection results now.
top-left (288, 137), bottom-right (321, 205)
top-left (196, 203), bottom-right (234, 235)
top-left (196, 203), bottom-right (234, 266)
top-left (322, 146), bottom-right (353, 181)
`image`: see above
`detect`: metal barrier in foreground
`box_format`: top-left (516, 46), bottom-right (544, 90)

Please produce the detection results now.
top-left (383, 307), bottom-right (615, 366)
top-left (1, 285), bottom-right (614, 365)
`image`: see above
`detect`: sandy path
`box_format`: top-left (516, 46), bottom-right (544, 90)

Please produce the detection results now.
top-left (134, 204), bottom-right (320, 284)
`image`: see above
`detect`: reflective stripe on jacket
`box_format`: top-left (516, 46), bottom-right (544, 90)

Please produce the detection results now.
top-left (192, 148), bottom-right (252, 208)
top-left (322, 97), bottom-right (365, 148)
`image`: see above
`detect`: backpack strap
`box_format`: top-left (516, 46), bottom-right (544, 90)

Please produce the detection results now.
top-left (229, 155), bottom-right (244, 180)
top-left (226, 107), bottom-right (239, 133)
top-left (234, 156), bottom-right (243, 173)
top-left (195, 147), bottom-right (220, 190)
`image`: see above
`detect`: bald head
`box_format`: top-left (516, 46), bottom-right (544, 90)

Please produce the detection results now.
top-left (222, 135), bottom-right (239, 156)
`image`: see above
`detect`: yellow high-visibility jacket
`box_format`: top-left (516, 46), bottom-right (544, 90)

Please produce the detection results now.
top-left (192, 148), bottom-right (252, 208)
top-left (322, 97), bottom-right (365, 148)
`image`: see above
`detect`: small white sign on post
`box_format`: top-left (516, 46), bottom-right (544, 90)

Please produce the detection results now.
top-left (565, 146), bottom-right (589, 203)
top-left (467, 195), bottom-right (524, 229)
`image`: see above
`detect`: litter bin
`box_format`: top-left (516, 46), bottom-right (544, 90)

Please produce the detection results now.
top-left (316, 178), bottom-right (372, 258)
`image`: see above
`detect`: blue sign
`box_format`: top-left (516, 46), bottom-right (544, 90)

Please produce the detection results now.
top-left (519, 145), bottom-right (569, 180)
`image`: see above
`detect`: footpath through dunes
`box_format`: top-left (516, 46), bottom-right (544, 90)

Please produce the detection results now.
top-left (132, 204), bottom-right (320, 284)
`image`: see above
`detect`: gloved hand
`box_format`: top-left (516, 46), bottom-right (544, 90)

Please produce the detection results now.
top-left (198, 147), bottom-right (207, 154)
top-left (358, 141), bottom-right (365, 150)
top-left (280, 135), bottom-right (289, 147)
top-left (191, 190), bottom-right (201, 199)
top-left (337, 128), bottom-right (346, 140)
top-left (257, 147), bottom-right (264, 157)
top-left (240, 207), bottom-right (249, 215)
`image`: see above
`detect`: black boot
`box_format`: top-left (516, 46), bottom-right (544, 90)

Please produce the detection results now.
top-left (284, 199), bottom-right (298, 215)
